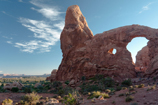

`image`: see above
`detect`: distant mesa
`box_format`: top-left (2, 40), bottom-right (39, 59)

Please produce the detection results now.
top-left (0, 73), bottom-right (50, 78)
top-left (51, 5), bottom-right (158, 83)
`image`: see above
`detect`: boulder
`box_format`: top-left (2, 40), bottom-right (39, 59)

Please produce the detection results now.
top-left (3, 82), bottom-right (24, 90)
top-left (69, 79), bottom-right (75, 86)
top-left (55, 5), bottom-right (158, 82)
top-left (45, 98), bottom-right (59, 105)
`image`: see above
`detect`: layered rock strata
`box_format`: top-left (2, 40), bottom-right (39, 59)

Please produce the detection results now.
top-left (55, 5), bottom-right (158, 82)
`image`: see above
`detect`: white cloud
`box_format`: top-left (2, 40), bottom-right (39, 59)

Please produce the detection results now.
top-left (18, 0), bottom-right (23, 2)
top-left (0, 71), bottom-right (2, 73)
top-left (30, 0), bottom-right (64, 21)
top-left (139, 2), bottom-right (153, 14)
top-left (14, 0), bottom-right (65, 53)
top-left (32, 8), bottom-right (62, 21)
top-left (15, 17), bottom-right (64, 53)
top-left (6, 41), bottom-right (12, 44)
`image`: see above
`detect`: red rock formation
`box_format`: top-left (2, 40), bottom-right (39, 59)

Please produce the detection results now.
top-left (46, 69), bottom-right (57, 82)
top-left (135, 46), bottom-right (150, 72)
top-left (55, 5), bottom-right (158, 82)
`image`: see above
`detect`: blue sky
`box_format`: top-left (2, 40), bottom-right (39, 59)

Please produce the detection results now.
top-left (0, 0), bottom-right (157, 75)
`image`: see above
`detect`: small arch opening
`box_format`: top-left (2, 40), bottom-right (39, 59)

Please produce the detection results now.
top-left (108, 48), bottom-right (117, 54)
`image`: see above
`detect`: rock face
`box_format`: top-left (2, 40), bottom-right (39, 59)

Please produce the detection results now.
top-left (46, 69), bottom-right (57, 82)
top-left (135, 46), bottom-right (150, 72)
top-left (55, 5), bottom-right (158, 82)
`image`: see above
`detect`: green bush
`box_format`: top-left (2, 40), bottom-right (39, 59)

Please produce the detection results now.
top-left (63, 90), bottom-right (81, 105)
top-left (65, 80), bottom-right (70, 85)
top-left (23, 87), bottom-right (32, 93)
top-left (103, 77), bottom-right (115, 87)
top-left (2, 99), bottom-right (13, 105)
top-left (125, 96), bottom-right (134, 102)
top-left (80, 84), bottom-right (100, 93)
top-left (121, 79), bottom-right (132, 86)
top-left (11, 87), bottom-right (19, 92)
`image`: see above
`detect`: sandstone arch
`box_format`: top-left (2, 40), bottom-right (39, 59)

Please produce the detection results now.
top-left (55, 5), bottom-right (158, 82)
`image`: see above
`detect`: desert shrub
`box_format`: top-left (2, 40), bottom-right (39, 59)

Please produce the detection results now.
top-left (122, 87), bottom-right (127, 90)
top-left (125, 96), bottom-right (134, 102)
top-left (125, 92), bottom-right (130, 96)
top-left (21, 92), bottom-right (42, 104)
top-left (52, 81), bottom-right (62, 88)
top-left (65, 80), bottom-right (70, 85)
top-left (23, 87), bottom-right (32, 93)
top-left (147, 85), bottom-right (156, 91)
top-left (18, 100), bottom-right (29, 105)
top-left (138, 84), bottom-right (145, 88)
top-left (11, 87), bottom-right (19, 92)
top-left (121, 79), bottom-right (132, 86)
top-left (2, 99), bottom-right (13, 105)
top-left (63, 90), bottom-right (81, 105)
top-left (134, 85), bottom-right (138, 88)
top-left (105, 89), bottom-right (111, 93)
top-left (87, 91), bottom-right (109, 99)
top-left (118, 93), bottom-right (124, 97)
top-left (58, 89), bottom-right (65, 96)
top-left (80, 84), bottom-right (100, 93)
top-left (101, 77), bottom-right (115, 87)
top-left (131, 91), bottom-right (137, 94)
top-left (116, 86), bottom-right (122, 91)
top-left (88, 92), bottom-right (91, 96)
top-left (129, 86), bottom-right (134, 91)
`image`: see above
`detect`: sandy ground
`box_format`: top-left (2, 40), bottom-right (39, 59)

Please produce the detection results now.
top-left (0, 86), bottom-right (158, 105)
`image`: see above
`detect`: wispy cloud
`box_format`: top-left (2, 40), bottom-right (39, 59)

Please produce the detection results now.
top-left (139, 2), bottom-right (153, 14)
top-left (14, 0), bottom-right (64, 53)
top-left (0, 71), bottom-right (2, 73)
top-left (6, 41), bottom-right (12, 44)
top-left (1, 11), bottom-right (16, 18)
top-left (18, 0), bottom-right (23, 2)
top-left (2, 36), bottom-right (13, 39)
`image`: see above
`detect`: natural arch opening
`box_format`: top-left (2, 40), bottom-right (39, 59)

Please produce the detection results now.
top-left (108, 48), bottom-right (117, 54)
top-left (127, 37), bottom-right (149, 71)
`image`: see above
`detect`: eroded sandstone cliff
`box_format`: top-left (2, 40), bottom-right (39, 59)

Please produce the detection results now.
top-left (55, 5), bottom-right (158, 82)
